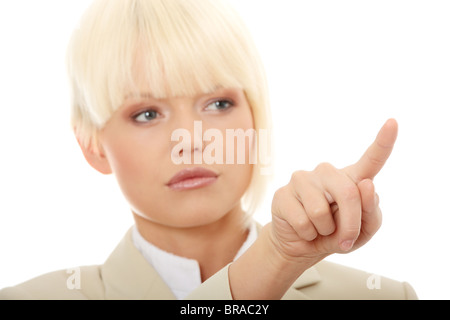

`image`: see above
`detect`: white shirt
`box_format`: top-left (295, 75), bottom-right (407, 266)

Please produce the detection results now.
top-left (131, 222), bottom-right (257, 300)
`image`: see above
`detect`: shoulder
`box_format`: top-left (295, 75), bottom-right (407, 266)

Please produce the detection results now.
top-left (0, 265), bottom-right (104, 300)
top-left (299, 260), bottom-right (418, 300)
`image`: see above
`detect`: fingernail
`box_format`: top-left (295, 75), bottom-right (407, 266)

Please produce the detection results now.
top-left (340, 240), bottom-right (355, 251)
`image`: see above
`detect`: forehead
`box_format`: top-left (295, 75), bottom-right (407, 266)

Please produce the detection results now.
top-left (124, 45), bottom-right (244, 103)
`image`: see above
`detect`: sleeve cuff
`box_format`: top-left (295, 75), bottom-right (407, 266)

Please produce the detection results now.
top-left (185, 264), bottom-right (233, 300)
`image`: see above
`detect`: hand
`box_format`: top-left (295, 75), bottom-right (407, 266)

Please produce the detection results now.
top-left (269, 119), bottom-right (398, 265)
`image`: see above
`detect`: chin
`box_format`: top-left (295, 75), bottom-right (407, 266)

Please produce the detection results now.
top-left (133, 204), bottom-right (232, 229)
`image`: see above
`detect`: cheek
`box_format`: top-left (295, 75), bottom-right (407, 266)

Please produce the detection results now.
top-left (226, 108), bottom-right (256, 164)
top-left (236, 105), bottom-right (255, 130)
top-left (218, 108), bottom-right (255, 197)
top-left (102, 132), bottom-right (166, 199)
top-left (103, 124), bottom-right (166, 170)
top-left (229, 163), bottom-right (253, 189)
top-left (106, 138), bottom-right (146, 175)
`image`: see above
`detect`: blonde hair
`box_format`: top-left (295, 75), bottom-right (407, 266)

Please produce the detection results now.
top-left (67, 0), bottom-right (273, 218)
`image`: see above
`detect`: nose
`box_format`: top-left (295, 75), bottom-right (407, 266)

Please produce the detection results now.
top-left (178, 121), bottom-right (206, 157)
top-left (170, 114), bottom-right (206, 165)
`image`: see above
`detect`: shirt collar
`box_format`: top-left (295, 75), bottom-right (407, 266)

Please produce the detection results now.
top-left (131, 222), bottom-right (257, 300)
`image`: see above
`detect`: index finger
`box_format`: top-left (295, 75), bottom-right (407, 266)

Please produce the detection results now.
top-left (345, 119), bottom-right (398, 183)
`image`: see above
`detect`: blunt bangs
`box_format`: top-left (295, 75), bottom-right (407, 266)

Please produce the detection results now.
top-left (68, 0), bottom-right (261, 130)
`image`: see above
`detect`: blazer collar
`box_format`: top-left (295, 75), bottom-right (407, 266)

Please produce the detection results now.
top-left (100, 226), bottom-right (322, 300)
top-left (101, 228), bottom-right (176, 300)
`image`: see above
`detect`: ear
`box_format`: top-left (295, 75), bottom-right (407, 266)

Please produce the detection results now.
top-left (75, 134), bottom-right (112, 175)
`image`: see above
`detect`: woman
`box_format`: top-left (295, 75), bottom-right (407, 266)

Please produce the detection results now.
top-left (0, 0), bottom-right (417, 300)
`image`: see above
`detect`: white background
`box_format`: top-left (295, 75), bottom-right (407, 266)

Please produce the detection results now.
top-left (0, 0), bottom-right (449, 300)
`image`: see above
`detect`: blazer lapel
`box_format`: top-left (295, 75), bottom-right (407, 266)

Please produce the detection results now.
top-left (101, 228), bottom-right (176, 300)
top-left (100, 224), bottom-right (323, 300)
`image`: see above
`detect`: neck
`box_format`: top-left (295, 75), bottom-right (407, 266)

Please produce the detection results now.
top-left (133, 205), bottom-right (249, 281)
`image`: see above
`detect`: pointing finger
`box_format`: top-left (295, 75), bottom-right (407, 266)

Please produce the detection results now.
top-left (345, 119), bottom-right (398, 183)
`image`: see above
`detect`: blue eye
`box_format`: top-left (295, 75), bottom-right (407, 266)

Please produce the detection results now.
top-left (133, 110), bottom-right (159, 123)
top-left (205, 100), bottom-right (234, 111)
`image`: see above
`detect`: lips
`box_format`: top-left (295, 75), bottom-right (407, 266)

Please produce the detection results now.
top-left (167, 167), bottom-right (219, 191)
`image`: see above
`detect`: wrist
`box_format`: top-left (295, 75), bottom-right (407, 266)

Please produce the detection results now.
top-left (228, 223), bottom-right (315, 300)
top-left (261, 223), bottom-right (319, 281)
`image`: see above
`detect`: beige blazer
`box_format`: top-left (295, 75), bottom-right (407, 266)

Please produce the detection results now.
top-left (0, 227), bottom-right (418, 300)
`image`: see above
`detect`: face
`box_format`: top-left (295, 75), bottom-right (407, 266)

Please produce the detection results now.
top-left (97, 87), bottom-right (255, 228)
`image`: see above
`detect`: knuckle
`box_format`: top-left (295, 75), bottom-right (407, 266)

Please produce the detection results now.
top-left (341, 184), bottom-right (360, 201)
top-left (290, 217), bottom-right (307, 231)
top-left (315, 162), bottom-right (335, 174)
top-left (366, 152), bottom-right (387, 166)
top-left (290, 170), bottom-right (307, 185)
top-left (291, 218), bottom-right (317, 241)
top-left (272, 186), bottom-right (286, 200)
top-left (310, 205), bottom-right (330, 219)
top-left (272, 186), bottom-right (301, 218)
top-left (321, 225), bottom-right (336, 236)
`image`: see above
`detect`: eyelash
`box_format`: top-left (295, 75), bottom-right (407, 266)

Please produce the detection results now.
top-left (131, 99), bottom-right (235, 124)
top-left (205, 99), bottom-right (235, 112)
top-left (132, 109), bottom-right (160, 123)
